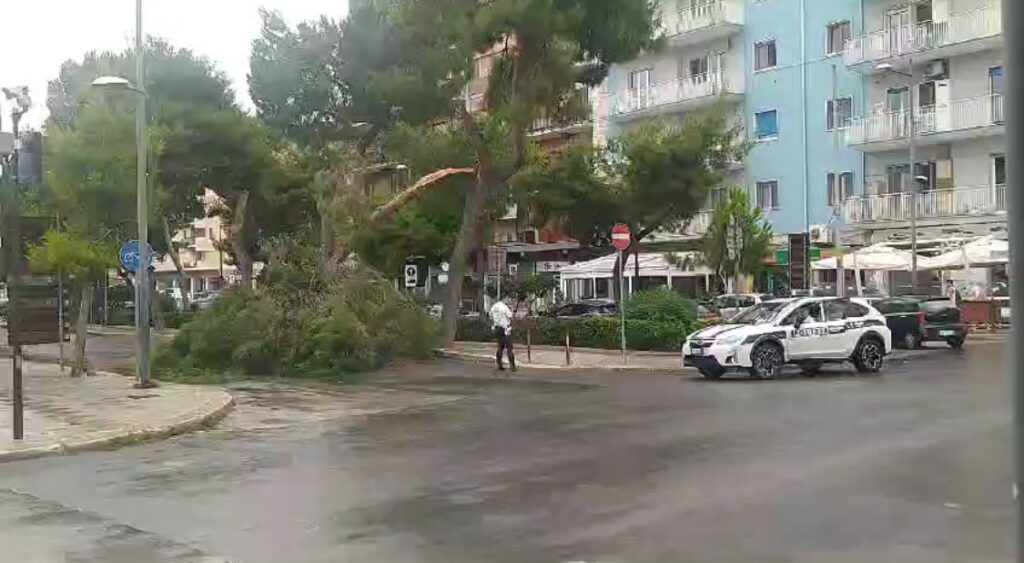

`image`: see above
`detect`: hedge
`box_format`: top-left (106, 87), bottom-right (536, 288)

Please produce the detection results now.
top-left (456, 316), bottom-right (698, 352)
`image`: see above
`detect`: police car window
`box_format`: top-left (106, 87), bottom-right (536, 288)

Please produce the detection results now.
top-left (737, 296), bottom-right (755, 307)
top-left (845, 302), bottom-right (870, 318)
top-left (824, 300), bottom-right (848, 321)
top-left (784, 302), bottom-right (822, 325)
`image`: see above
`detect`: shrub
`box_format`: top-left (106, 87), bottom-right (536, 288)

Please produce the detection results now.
top-left (455, 313), bottom-right (690, 352)
top-left (624, 288), bottom-right (697, 324)
top-left (155, 269), bottom-right (439, 379)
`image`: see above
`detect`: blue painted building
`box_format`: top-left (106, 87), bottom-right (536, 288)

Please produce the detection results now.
top-left (598, 0), bottom-right (866, 241)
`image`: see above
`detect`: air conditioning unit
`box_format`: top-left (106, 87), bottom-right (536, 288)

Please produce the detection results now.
top-left (809, 224), bottom-right (833, 245)
top-left (924, 60), bottom-right (948, 80)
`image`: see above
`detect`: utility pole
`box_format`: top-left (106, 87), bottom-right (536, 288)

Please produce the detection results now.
top-left (831, 64), bottom-right (845, 297)
top-left (907, 57), bottom-right (919, 294)
top-left (1002, 0), bottom-right (1023, 559)
top-left (1, 86), bottom-right (30, 440)
top-left (134, 0), bottom-right (153, 388)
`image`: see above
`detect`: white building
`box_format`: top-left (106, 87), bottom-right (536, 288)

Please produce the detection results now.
top-left (841, 0), bottom-right (1005, 246)
top-left (152, 189), bottom-right (259, 297)
top-left (595, 0), bottom-right (747, 238)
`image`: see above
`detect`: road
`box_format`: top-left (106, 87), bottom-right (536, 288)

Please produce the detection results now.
top-left (0, 336), bottom-right (1013, 562)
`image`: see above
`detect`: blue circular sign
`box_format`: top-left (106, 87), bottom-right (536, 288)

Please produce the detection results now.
top-left (119, 240), bottom-right (154, 273)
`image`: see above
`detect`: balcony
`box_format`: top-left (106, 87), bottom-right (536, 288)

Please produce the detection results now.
top-left (680, 211), bottom-right (713, 237)
top-left (844, 5), bottom-right (1002, 70)
top-left (845, 94), bottom-right (1004, 152)
top-left (662, 1), bottom-right (743, 48)
top-left (528, 89), bottom-right (592, 141)
top-left (608, 72), bottom-right (743, 122)
top-left (842, 185), bottom-right (1006, 227)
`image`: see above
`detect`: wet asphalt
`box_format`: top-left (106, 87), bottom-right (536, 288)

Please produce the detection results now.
top-left (0, 337), bottom-right (1013, 563)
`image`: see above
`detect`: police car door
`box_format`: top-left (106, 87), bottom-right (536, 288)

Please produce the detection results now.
top-left (821, 299), bottom-right (855, 357)
top-left (785, 302), bottom-right (828, 359)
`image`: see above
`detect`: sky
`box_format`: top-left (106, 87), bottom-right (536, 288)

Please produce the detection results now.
top-left (3, 0), bottom-right (350, 129)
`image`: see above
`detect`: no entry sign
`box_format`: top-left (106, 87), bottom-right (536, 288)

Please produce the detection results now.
top-left (611, 223), bottom-right (631, 252)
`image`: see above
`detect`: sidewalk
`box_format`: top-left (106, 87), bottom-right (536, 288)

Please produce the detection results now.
top-left (440, 341), bottom-right (684, 371)
top-left (0, 360), bottom-right (233, 461)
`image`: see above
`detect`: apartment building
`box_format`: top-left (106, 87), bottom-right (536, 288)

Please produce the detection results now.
top-left (598, 0), bottom-right (1004, 253)
top-left (152, 189), bottom-right (254, 298)
top-left (841, 0), bottom-right (1004, 246)
top-left (599, 0), bottom-right (749, 239)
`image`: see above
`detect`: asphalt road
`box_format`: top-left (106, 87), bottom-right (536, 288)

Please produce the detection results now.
top-left (0, 337), bottom-right (1013, 563)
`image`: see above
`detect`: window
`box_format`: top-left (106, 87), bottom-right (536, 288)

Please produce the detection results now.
top-left (784, 302), bottom-right (822, 325)
top-left (824, 300), bottom-right (849, 322)
top-left (826, 97), bottom-right (852, 130)
top-left (994, 155), bottom-right (1006, 186)
top-left (756, 181), bottom-right (779, 211)
top-left (754, 40), bottom-right (777, 71)
top-left (827, 172), bottom-right (855, 206)
top-left (736, 296), bottom-right (756, 308)
top-left (628, 68), bottom-right (651, 92)
top-left (688, 55), bottom-right (709, 78)
top-left (754, 110), bottom-right (778, 140)
top-left (845, 302), bottom-right (870, 318)
top-left (826, 21), bottom-right (851, 55)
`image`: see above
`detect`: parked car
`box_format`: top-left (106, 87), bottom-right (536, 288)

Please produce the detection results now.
top-left (711, 293), bottom-right (774, 320)
top-left (190, 291), bottom-right (221, 311)
top-left (549, 298), bottom-right (618, 319)
top-left (161, 287), bottom-right (185, 311)
top-left (683, 297), bottom-right (892, 380)
top-left (872, 296), bottom-right (968, 349)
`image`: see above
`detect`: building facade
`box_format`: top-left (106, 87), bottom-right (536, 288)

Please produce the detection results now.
top-left (596, 0), bottom-right (1004, 251)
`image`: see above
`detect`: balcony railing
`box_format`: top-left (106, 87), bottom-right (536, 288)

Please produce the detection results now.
top-left (845, 94), bottom-right (1003, 146)
top-left (663, 1), bottom-right (741, 36)
top-left (842, 185), bottom-right (1006, 225)
top-left (609, 72), bottom-right (736, 118)
top-left (529, 89), bottom-right (591, 134)
top-left (680, 211), bottom-right (713, 237)
top-left (844, 5), bottom-right (1002, 66)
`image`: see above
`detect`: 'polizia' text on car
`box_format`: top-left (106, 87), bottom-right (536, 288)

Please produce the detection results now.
top-left (684, 297), bottom-right (893, 380)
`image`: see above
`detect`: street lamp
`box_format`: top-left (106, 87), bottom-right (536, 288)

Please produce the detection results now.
top-left (90, 0), bottom-right (154, 388)
top-left (876, 59), bottom-right (921, 293)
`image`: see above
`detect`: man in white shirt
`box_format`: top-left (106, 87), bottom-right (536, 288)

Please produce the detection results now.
top-left (489, 298), bottom-right (516, 371)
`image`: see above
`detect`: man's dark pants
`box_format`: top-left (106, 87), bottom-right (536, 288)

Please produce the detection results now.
top-left (494, 327), bottom-right (516, 370)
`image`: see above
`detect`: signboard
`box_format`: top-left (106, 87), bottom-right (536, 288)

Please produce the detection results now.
top-left (8, 276), bottom-right (69, 346)
top-left (119, 240), bottom-right (154, 273)
top-left (536, 261), bottom-right (570, 273)
top-left (611, 223), bottom-right (631, 252)
top-left (404, 264), bottom-right (418, 288)
top-left (788, 233), bottom-right (810, 291)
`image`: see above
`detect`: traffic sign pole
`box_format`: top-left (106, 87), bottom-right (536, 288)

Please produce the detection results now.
top-left (611, 224), bottom-right (631, 364)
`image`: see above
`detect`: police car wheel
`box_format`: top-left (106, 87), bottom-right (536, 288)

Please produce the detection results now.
top-left (748, 343), bottom-right (783, 380)
top-left (853, 338), bottom-right (885, 373)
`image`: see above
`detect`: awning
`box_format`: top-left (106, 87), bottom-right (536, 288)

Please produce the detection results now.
top-left (559, 252), bottom-right (711, 280)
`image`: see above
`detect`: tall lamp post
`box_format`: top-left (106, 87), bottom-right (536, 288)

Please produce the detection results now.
top-left (91, 0), bottom-right (153, 388)
top-left (877, 59), bottom-right (927, 293)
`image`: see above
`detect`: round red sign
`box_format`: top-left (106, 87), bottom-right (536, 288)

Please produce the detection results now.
top-left (611, 223), bottom-right (631, 252)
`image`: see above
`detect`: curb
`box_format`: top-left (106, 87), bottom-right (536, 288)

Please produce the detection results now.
top-left (436, 348), bottom-right (687, 374)
top-left (0, 381), bottom-right (235, 463)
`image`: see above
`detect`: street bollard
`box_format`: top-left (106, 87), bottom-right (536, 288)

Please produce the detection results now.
top-left (564, 329), bottom-right (572, 366)
top-left (526, 328), bottom-right (532, 363)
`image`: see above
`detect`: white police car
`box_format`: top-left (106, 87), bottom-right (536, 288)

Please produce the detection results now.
top-left (683, 297), bottom-right (892, 379)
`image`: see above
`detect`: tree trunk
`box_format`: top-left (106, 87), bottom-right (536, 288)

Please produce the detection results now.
top-left (440, 173), bottom-right (490, 345)
top-left (162, 217), bottom-right (189, 311)
top-left (72, 282), bottom-right (93, 377)
top-left (230, 191), bottom-right (253, 290)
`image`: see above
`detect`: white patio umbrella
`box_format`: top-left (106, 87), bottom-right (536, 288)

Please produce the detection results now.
top-left (920, 236), bottom-right (1009, 270)
top-left (811, 245), bottom-right (914, 271)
